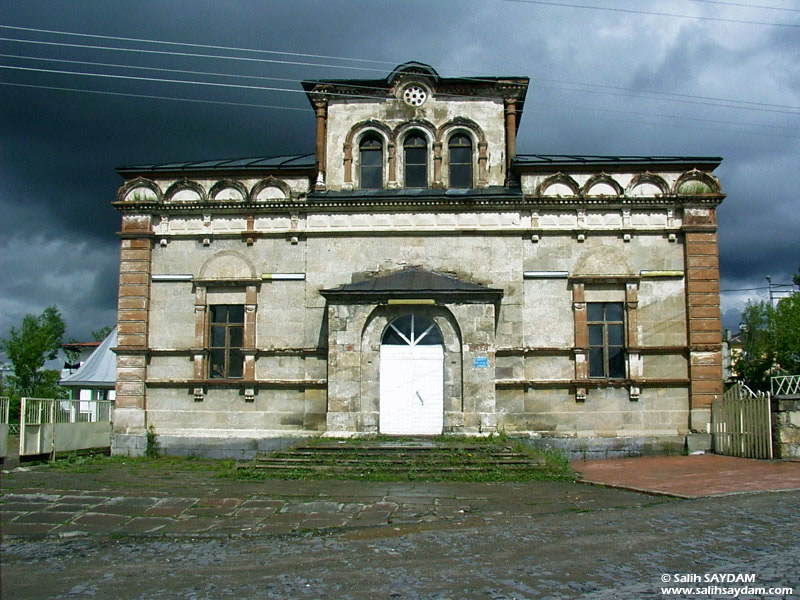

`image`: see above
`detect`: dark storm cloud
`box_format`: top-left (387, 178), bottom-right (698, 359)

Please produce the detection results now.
top-left (0, 0), bottom-right (798, 349)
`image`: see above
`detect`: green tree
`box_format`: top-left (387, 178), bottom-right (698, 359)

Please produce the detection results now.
top-left (0, 306), bottom-right (67, 398)
top-left (733, 300), bottom-right (774, 391)
top-left (91, 325), bottom-right (113, 342)
top-left (774, 291), bottom-right (800, 374)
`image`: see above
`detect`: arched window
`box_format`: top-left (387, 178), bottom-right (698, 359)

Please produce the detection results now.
top-left (404, 134), bottom-right (428, 188)
top-left (359, 136), bottom-right (383, 189)
top-left (382, 313), bottom-right (443, 346)
top-left (448, 134), bottom-right (472, 188)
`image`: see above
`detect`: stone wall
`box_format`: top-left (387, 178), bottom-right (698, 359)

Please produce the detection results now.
top-left (772, 397), bottom-right (800, 458)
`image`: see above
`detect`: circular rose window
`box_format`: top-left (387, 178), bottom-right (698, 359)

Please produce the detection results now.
top-left (403, 85), bottom-right (428, 106)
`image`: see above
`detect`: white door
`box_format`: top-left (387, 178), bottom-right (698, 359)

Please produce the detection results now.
top-left (379, 314), bottom-right (444, 435)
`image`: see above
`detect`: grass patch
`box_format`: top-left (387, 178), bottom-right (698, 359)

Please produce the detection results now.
top-left (44, 453), bottom-right (238, 476)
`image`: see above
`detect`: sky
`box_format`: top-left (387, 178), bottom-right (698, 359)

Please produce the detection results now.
top-left (1, 0), bottom-right (798, 352)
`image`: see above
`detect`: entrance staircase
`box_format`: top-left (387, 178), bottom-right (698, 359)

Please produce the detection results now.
top-left (246, 438), bottom-right (547, 480)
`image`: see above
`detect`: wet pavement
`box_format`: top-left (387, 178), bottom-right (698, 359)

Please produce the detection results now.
top-left (2, 457), bottom-right (799, 599)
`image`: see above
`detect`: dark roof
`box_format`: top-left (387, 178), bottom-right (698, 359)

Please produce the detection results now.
top-left (514, 155), bottom-right (722, 170)
top-left (321, 266), bottom-right (503, 303)
top-left (117, 153), bottom-right (315, 176)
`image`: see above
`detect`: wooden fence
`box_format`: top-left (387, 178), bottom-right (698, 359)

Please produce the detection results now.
top-left (712, 384), bottom-right (772, 459)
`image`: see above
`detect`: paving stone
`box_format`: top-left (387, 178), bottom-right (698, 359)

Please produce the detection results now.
top-left (70, 513), bottom-right (129, 531)
top-left (0, 502), bottom-right (60, 513)
top-left (281, 501), bottom-right (342, 514)
top-left (0, 522), bottom-right (58, 536)
top-left (96, 496), bottom-right (160, 515)
top-left (297, 516), bottom-right (348, 530)
top-left (144, 498), bottom-right (198, 517)
top-left (12, 511), bottom-right (76, 525)
top-left (196, 497), bottom-right (241, 508)
top-left (115, 517), bottom-right (173, 534)
top-left (0, 510), bottom-right (26, 522)
top-left (239, 498), bottom-right (285, 509)
top-left (162, 518), bottom-right (222, 534)
top-left (235, 506), bottom-right (278, 518)
top-left (207, 517), bottom-right (266, 535)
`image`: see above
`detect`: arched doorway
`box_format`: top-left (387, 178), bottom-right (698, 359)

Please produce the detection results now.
top-left (379, 313), bottom-right (444, 435)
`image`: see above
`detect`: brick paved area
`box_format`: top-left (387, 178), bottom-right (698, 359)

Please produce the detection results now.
top-left (573, 454), bottom-right (800, 497)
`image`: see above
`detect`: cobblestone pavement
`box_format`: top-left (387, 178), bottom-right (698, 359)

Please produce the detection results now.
top-left (2, 467), bottom-right (798, 599)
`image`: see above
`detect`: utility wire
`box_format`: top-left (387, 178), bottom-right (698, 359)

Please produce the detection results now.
top-left (0, 24), bottom-right (398, 66)
top-left (2, 25), bottom-right (799, 112)
top-left (0, 64), bottom-right (384, 100)
top-left (0, 81), bottom-right (311, 111)
top-left (500, 0), bottom-right (800, 27)
top-left (685, 0), bottom-right (800, 12)
top-left (3, 52), bottom-right (797, 131)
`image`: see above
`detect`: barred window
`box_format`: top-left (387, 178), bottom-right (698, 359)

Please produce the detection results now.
top-left (587, 302), bottom-right (625, 379)
top-left (209, 305), bottom-right (244, 379)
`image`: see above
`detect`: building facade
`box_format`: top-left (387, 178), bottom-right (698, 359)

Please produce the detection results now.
top-left (112, 62), bottom-right (725, 458)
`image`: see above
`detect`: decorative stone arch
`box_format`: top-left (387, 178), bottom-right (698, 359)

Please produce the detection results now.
top-left (536, 172), bottom-right (581, 198)
top-left (395, 120), bottom-right (437, 188)
top-left (117, 177), bottom-right (162, 203)
top-left (583, 173), bottom-right (623, 198)
top-left (359, 304), bottom-right (463, 433)
top-left (164, 179), bottom-right (206, 204)
top-left (208, 179), bottom-right (248, 203)
top-left (198, 250), bottom-right (257, 280)
top-left (674, 169), bottom-right (721, 195)
top-left (250, 176), bottom-right (291, 202)
top-left (344, 120), bottom-right (393, 189)
top-left (437, 118), bottom-right (488, 188)
top-left (626, 172), bottom-right (669, 197)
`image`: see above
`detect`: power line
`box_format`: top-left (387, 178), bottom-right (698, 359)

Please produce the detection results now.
top-left (685, 0), bottom-right (800, 12)
top-left (0, 36), bottom-right (386, 74)
top-left (2, 24), bottom-right (799, 112)
top-left (0, 64), bottom-right (384, 101)
top-left (4, 51), bottom-right (798, 129)
top-left (0, 81), bottom-right (311, 111)
top-left (500, 0), bottom-right (800, 27)
top-left (0, 24), bottom-right (398, 66)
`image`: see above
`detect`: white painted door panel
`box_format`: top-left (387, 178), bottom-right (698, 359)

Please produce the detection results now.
top-left (380, 345), bottom-right (444, 435)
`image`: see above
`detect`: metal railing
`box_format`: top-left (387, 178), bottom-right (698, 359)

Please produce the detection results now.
top-left (771, 374), bottom-right (800, 397)
top-left (0, 396), bottom-right (8, 459)
top-left (19, 397), bottom-right (113, 457)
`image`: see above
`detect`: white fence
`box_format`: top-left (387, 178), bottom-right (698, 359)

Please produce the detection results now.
top-left (0, 397), bottom-right (9, 460)
top-left (712, 383), bottom-right (773, 459)
top-left (19, 397), bottom-right (113, 457)
top-left (771, 375), bottom-right (800, 397)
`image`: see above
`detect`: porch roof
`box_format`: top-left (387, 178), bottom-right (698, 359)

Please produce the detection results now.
top-left (320, 266), bottom-right (503, 303)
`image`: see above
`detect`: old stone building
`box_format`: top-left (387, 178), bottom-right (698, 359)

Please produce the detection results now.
top-left (112, 62), bottom-right (725, 458)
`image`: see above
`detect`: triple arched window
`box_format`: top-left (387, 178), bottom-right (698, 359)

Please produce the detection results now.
top-left (356, 129), bottom-right (476, 189)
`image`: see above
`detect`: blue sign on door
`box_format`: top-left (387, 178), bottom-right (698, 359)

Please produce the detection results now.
top-left (473, 357), bottom-right (489, 368)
